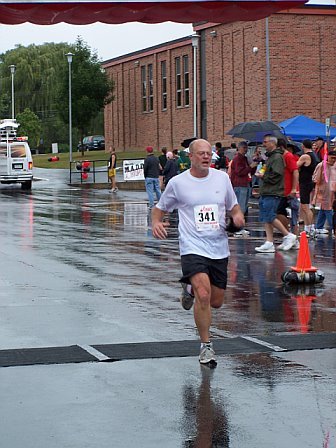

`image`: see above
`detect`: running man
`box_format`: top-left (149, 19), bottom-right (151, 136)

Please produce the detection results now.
top-left (152, 139), bottom-right (244, 366)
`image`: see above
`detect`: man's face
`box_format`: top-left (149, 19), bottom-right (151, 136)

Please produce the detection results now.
top-left (189, 141), bottom-right (212, 172)
top-left (238, 145), bottom-right (248, 155)
top-left (263, 137), bottom-right (274, 151)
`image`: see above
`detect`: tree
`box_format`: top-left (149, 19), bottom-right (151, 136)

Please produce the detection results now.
top-left (1, 43), bottom-right (70, 118)
top-left (57, 37), bottom-right (114, 155)
top-left (0, 42), bottom-right (74, 149)
top-left (16, 108), bottom-right (42, 148)
top-left (0, 92), bottom-right (11, 118)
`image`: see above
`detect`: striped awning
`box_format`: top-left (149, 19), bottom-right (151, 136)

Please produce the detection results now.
top-left (0, 1), bottom-right (307, 25)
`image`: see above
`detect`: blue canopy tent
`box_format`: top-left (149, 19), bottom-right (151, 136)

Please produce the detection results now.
top-left (279, 115), bottom-right (336, 142)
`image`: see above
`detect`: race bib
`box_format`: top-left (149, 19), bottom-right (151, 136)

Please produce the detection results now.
top-left (194, 204), bottom-right (220, 231)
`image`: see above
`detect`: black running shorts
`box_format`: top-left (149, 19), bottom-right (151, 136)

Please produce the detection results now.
top-left (299, 182), bottom-right (314, 205)
top-left (180, 254), bottom-right (228, 289)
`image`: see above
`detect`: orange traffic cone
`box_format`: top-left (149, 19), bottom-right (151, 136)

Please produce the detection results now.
top-left (291, 231), bottom-right (317, 272)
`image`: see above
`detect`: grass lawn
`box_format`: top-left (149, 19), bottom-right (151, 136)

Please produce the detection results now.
top-left (33, 149), bottom-right (147, 169)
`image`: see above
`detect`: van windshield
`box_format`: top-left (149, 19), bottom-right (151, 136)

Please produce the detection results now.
top-left (11, 144), bottom-right (27, 158)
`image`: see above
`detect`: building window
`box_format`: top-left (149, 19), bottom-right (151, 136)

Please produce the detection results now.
top-left (141, 64), bottom-right (154, 113)
top-left (175, 55), bottom-right (189, 108)
top-left (183, 55), bottom-right (189, 107)
top-left (148, 64), bottom-right (154, 112)
top-left (141, 65), bottom-right (147, 112)
top-left (161, 61), bottom-right (167, 111)
top-left (175, 57), bottom-right (182, 108)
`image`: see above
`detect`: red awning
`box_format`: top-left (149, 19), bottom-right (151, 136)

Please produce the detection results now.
top-left (0, 1), bottom-right (307, 25)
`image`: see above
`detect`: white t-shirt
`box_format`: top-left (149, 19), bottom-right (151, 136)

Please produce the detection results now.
top-left (156, 168), bottom-right (238, 258)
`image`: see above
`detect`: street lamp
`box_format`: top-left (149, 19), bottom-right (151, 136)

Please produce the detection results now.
top-left (9, 64), bottom-right (16, 119)
top-left (191, 34), bottom-right (200, 138)
top-left (65, 52), bottom-right (74, 163)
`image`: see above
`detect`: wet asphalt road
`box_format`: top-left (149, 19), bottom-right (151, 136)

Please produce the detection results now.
top-left (0, 168), bottom-right (335, 447)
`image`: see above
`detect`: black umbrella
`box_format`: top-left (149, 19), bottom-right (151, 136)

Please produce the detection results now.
top-left (287, 140), bottom-right (302, 154)
top-left (181, 137), bottom-right (197, 148)
top-left (227, 120), bottom-right (284, 141)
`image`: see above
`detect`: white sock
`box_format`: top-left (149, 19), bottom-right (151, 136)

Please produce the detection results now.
top-left (304, 225), bottom-right (311, 232)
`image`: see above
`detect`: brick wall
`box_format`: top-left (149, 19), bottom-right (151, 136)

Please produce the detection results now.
top-left (268, 12), bottom-right (336, 122)
top-left (104, 40), bottom-right (195, 152)
top-left (103, 9), bottom-right (336, 150)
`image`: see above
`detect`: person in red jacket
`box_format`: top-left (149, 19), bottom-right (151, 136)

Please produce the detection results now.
top-left (230, 141), bottom-right (258, 236)
top-left (276, 139), bottom-right (300, 249)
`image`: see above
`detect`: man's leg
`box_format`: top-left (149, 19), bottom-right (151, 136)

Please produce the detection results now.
top-left (190, 272), bottom-right (212, 343)
top-left (264, 222), bottom-right (274, 242)
top-left (289, 197), bottom-right (300, 235)
top-left (325, 210), bottom-right (333, 229)
top-left (145, 178), bottom-right (154, 207)
top-left (272, 217), bottom-right (290, 236)
top-left (190, 274), bottom-right (225, 342)
top-left (316, 209), bottom-right (326, 229)
top-left (153, 178), bottom-right (161, 201)
top-left (301, 203), bottom-right (314, 227)
top-left (210, 284), bottom-right (225, 309)
top-left (234, 187), bottom-right (247, 214)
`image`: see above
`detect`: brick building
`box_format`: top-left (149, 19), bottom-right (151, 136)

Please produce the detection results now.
top-left (103, 5), bottom-right (336, 151)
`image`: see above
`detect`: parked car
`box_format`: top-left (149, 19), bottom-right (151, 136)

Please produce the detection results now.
top-left (78, 135), bottom-right (105, 151)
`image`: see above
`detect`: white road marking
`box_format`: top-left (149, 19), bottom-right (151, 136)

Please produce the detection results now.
top-left (241, 335), bottom-right (287, 352)
top-left (78, 344), bottom-right (110, 361)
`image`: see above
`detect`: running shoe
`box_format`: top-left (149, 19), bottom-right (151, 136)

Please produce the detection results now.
top-left (279, 233), bottom-right (297, 251)
top-left (255, 241), bottom-right (275, 253)
top-left (180, 283), bottom-right (194, 310)
top-left (234, 229), bottom-right (250, 237)
top-left (199, 343), bottom-right (217, 367)
top-left (315, 228), bottom-right (329, 234)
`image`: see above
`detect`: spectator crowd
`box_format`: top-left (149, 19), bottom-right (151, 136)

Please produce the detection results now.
top-left (143, 135), bottom-right (336, 249)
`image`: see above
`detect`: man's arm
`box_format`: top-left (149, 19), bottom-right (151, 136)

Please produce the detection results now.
top-left (297, 154), bottom-right (309, 168)
top-left (289, 169), bottom-right (299, 196)
top-left (151, 206), bottom-right (170, 239)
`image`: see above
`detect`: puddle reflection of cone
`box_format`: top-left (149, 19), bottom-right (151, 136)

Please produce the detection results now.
top-left (295, 295), bottom-right (315, 333)
top-left (291, 231), bottom-right (317, 272)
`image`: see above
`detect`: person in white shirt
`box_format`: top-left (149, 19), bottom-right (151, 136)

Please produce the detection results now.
top-left (151, 139), bottom-right (244, 366)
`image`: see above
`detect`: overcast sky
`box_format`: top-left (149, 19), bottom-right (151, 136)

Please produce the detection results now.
top-left (0, 0), bottom-right (333, 61)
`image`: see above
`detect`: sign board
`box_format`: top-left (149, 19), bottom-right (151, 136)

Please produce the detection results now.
top-left (123, 159), bottom-right (145, 181)
top-left (52, 143), bottom-right (58, 154)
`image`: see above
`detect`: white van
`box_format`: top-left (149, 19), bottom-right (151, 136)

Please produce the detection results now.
top-left (0, 119), bottom-right (33, 190)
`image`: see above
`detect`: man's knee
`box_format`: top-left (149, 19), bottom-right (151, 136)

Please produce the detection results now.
top-left (211, 289), bottom-right (225, 308)
top-left (211, 299), bottom-right (223, 309)
top-left (194, 285), bottom-right (211, 308)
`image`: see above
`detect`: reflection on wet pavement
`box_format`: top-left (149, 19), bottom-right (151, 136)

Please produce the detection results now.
top-left (181, 367), bottom-right (229, 447)
top-left (178, 350), bottom-right (335, 448)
